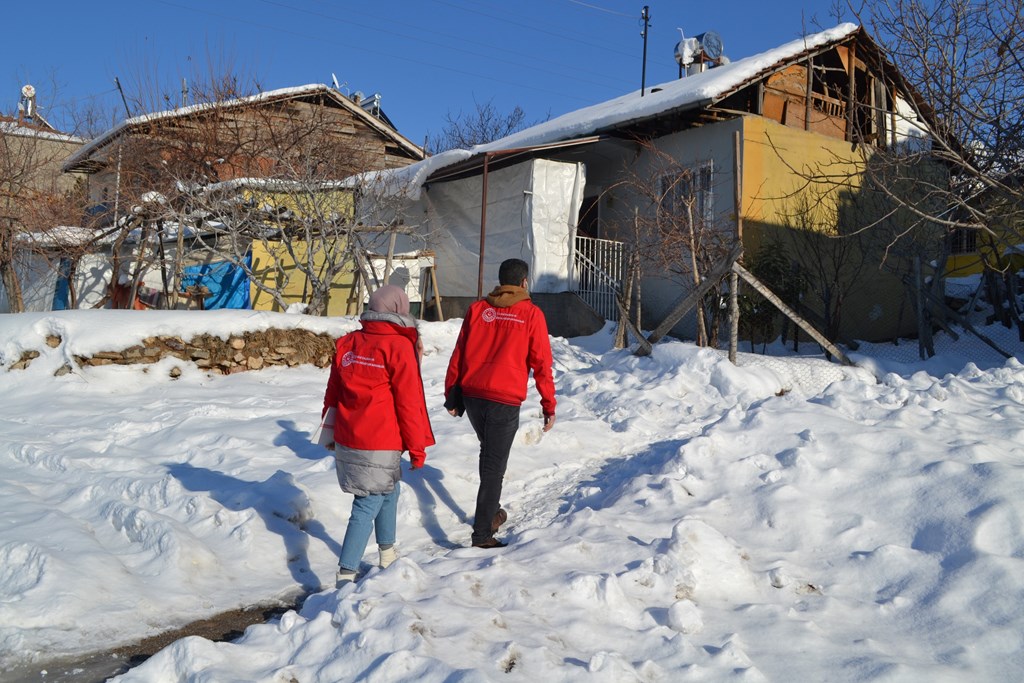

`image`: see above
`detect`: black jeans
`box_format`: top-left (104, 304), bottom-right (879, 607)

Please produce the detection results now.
top-left (464, 396), bottom-right (520, 544)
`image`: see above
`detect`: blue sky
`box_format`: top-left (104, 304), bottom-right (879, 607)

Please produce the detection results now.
top-left (3, 0), bottom-right (847, 147)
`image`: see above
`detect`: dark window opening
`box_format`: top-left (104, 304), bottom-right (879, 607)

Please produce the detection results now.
top-left (577, 196), bottom-right (599, 238)
top-left (949, 228), bottom-right (977, 255)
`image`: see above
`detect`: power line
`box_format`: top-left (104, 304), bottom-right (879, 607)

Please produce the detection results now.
top-left (258, 0), bottom-right (628, 92)
top-left (428, 0), bottom-right (640, 60)
top-left (566, 0), bottom-right (635, 18)
top-left (429, 0), bottom-right (679, 71)
top-left (307, 0), bottom-right (613, 75)
top-left (151, 0), bottom-right (608, 107)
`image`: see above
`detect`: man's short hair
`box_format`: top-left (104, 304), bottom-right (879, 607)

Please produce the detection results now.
top-left (498, 258), bottom-right (529, 286)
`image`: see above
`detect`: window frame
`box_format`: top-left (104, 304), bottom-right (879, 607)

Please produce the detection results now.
top-left (659, 159), bottom-right (714, 232)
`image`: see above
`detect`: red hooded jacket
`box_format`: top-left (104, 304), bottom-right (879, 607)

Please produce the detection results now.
top-left (445, 286), bottom-right (556, 416)
top-left (324, 318), bottom-right (435, 457)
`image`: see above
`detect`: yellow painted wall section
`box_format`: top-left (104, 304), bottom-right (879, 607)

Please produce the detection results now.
top-left (946, 252), bottom-right (985, 278)
top-left (244, 187), bottom-right (357, 316)
top-left (739, 117), bottom-right (917, 341)
top-left (741, 117), bottom-right (866, 251)
top-left (946, 233), bottom-right (1024, 278)
top-left (250, 239), bottom-right (357, 316)
top-left (241, 187), bottom-right (354, 220)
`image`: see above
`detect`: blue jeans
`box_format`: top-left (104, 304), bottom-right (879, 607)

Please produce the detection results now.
top-left (338, 485), bottom-right (399, 572)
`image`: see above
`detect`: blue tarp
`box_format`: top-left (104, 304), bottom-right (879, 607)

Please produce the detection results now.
top-left (181, 255), bottom-right (252, 309)
top-left (52, 258), bottom-right (72, 310)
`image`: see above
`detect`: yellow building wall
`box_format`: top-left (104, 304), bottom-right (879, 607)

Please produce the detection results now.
top-left (945, 230), bottom-right (1024, 278)
top-left (240, 187), bottom-right (354, 220)
top-left (249, 239), bottom-right (359, 316)
top-left (741, 116), bottom-right (866, 250)
top-left (739, 116), bottom-right (918, 342)
top-left (245, 187), bottom-right (359, 316)
top-left (945, 252), bottom-right (982, 277)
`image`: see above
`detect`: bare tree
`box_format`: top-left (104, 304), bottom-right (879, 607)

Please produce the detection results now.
top-left (775, 188), bottom-right (873, 345)
top-left (426, 99), bottom-right (540, 153)
top-left (0, 108), bottom-right (85, 312)
top-left (856, 0), bottom-right (1024, 335)
top-left (602, 140), bottom-right (732, 346)
top-left (97, 75), bottom-right (417, 315)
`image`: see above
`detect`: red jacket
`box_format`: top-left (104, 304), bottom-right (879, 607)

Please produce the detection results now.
top-left (445, 286), bottom-right (556, 416)
top-left (324, 318), bottom-right (435, 456)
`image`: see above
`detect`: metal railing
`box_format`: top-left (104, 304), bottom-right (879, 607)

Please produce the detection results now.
top-left (573, 235), bottom-right (627, 321)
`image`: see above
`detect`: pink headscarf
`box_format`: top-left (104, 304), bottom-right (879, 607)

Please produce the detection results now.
top-left (368, 285), bottom-right (410, 316)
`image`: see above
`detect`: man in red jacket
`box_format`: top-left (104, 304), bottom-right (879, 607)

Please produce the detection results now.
top-left (445, 258), bottom-right (556, 548)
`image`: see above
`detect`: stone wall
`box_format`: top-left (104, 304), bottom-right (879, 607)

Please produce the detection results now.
top-left (7, 329), bottom-right (337, 377)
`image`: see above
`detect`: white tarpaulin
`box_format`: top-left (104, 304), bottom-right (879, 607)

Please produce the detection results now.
top-left (0, 253), bottom-right (59, 313)
top-left (72, 254), bottom-right (113, 308)
top-left (409, 158), bottom-right (585, 296)
top-left (0, 252), bottom-right (113, 313)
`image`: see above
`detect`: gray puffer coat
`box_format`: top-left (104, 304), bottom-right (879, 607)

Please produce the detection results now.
top-left (331, 309), bottom-right (418, 497)
top-left (334, 445), bottom-right (401, 496)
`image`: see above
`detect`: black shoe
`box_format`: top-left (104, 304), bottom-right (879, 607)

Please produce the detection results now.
top-left (491, 508), bottom-right (508, 533)
top-left (472, 537), bottom-right (507, 549)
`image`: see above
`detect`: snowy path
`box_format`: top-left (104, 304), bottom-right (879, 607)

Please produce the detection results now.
top-left (3, 311), bottom-right (1024, 682)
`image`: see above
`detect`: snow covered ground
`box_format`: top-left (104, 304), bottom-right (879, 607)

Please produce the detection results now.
top-left (1, 309), bottom-right (1023, 681)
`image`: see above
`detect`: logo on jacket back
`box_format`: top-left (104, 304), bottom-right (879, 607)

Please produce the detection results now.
top-left (341, 351), bottom-right (384, 369)
top-left (481, 307), bottom-right (524, 324)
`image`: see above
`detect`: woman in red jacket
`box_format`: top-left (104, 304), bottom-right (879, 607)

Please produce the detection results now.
top-left (322, 285), bottom-right (434, 587)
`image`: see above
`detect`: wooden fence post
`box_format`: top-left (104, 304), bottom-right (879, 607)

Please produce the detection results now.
top-left (729, 130), bottom-right (744, 364)
top-left (637, 242), bottom-right (743, 355)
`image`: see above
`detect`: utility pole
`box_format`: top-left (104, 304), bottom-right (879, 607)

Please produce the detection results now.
top-left (640, 6), bottom-right (650, 96)
top-left (114, 77), bottom-right (131, 117)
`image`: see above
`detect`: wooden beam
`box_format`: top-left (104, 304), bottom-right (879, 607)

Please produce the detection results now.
top-left (616, 295), bottom-right (652, 355)
top-left (804, 57), bottom-right (813, 132)
top-left (846, 42), bottom-right (857, 142)
top-left (429, 265), bottom-right (445, 322)
top-left (637, 241), bottom-right (743, 356)
top-left (890, 84), bottom-right (898, 147)
top-left (733, 262), bottom-right (855, 366)
top-left (730, 130), bottom-right (744, 364)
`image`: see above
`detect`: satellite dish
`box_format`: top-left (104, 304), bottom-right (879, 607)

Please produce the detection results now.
top-left (695, 31), bottom-right (724, 61)
top-left (21, 84), bottom-right (36, 99)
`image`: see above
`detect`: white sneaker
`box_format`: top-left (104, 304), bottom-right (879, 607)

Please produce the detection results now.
top-left (335, 569), bottom-right (357, 588)
top-left (379, 546), bottom-right (397, 569)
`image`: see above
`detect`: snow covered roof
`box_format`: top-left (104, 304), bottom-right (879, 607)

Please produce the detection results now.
top-left (488, 24), bottom-right (858, 148)
top-left (203, 177), bottom-right (356, 194)
top-left (63, 84), bottom-right (423, 173)
top-left (387, 23), bottom-right (861, 196)
top-left (15, 226), bottom-right (113, 247)
top-left (0, 117), bottom-right (85, 144)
